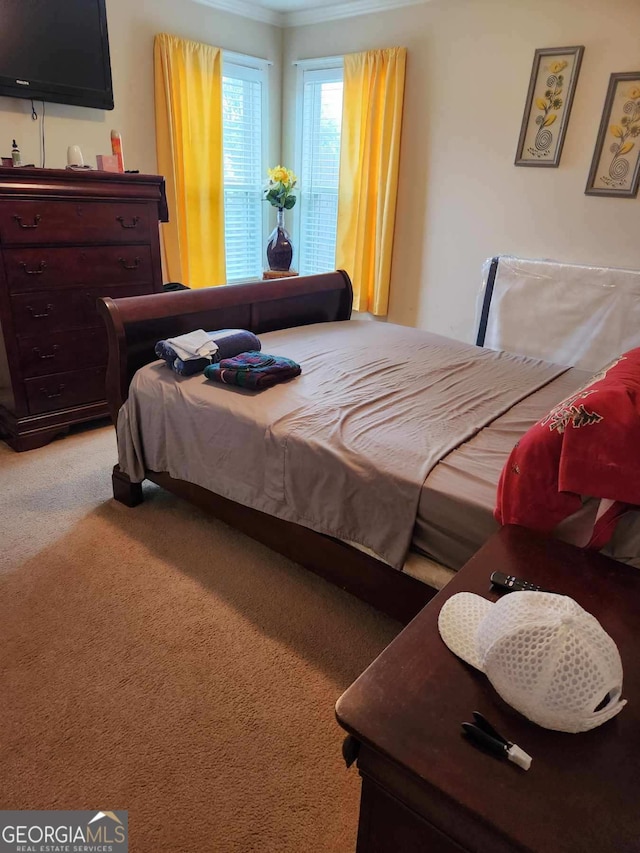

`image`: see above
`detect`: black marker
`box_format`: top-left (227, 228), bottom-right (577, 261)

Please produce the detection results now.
top-left (461, 712), bottom-right (532, 770)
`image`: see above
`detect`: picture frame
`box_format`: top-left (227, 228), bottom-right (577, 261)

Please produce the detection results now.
top-left (515, 46), bottom-right (584, 167)
top-left (585, 72), bottom-right (640, 198)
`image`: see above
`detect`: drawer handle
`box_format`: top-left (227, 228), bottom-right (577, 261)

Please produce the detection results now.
top-left (33, 345), bottom-right (59, 360)
top-left (13, 214), bottom-right (42, 229)
top-left (116, 215), bottom-right (141, 229)
top-left (119, 256), bottom-right (142, 270)
top-left (40, 384), bottom-right (65, 399)
top-left (20, 260), bottom-right (47, 275)
top-left (27, 304), bottom-right (54, 319)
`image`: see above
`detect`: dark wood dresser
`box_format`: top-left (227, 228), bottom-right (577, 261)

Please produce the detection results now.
top-left (0, 167), bottom-right (167, 450)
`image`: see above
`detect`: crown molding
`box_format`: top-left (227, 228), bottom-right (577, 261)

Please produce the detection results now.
top-left (194, 0), bottom-right (430, 28)
top-left (192, 0), bottom-right (284, 27)
top-left (284, 0), bottom-right (430, 27)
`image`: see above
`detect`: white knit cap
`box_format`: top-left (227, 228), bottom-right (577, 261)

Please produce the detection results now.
top-left (438, 591), bottom-right (626, 733)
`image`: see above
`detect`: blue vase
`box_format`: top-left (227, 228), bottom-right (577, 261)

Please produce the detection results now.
top-left (266, 208), bottom-right (293, 272)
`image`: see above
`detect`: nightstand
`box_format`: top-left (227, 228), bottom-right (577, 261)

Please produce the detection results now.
top-left (262, 269), bottom-right (299, 280)
top-left (336, 526), bottom-right (640, 852)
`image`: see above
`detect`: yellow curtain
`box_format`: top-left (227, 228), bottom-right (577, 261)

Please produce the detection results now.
top-left (154, 33), bottom-right (226, 288)
top-left (336, 48), bottom-right (407, 315)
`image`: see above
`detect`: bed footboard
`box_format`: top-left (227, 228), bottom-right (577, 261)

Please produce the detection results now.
top-left (97, 270), bottom-right (353, 424)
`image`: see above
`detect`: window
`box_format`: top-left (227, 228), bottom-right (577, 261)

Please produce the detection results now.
top-left (296, 63), bottom-right (343, 276)
top-left (223, 57), bottom-right (267, 282)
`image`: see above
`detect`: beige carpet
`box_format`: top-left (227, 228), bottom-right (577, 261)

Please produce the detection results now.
top-left (0, 424), bottom-right (400, 852)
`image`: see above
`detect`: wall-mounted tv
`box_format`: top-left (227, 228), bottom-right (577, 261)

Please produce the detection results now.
top-left (0, 0), bottom-right (113, 110)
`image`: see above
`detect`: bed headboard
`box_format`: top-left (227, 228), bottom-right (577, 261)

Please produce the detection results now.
top-left (476, 255), bottom-right (640, 370)
top-left (98, 270), bottom-right (353, 424)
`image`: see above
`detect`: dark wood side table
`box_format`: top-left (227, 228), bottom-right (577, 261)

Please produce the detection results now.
top-left (262, 269), bottom-right (299, 280)
top-left (336, 526), bottom-right (640, 853)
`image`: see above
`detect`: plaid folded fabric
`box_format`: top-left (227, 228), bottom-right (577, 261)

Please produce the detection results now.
top-left (155, 329), bottom-right (262, 376)
top-left (204, 351), bottom-right (301, 390)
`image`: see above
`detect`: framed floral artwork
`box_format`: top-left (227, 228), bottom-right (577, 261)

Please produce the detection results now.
top-left (585, 72), bottom-right (640, 198)
top-left (515, 46), bottom-right (584, 167)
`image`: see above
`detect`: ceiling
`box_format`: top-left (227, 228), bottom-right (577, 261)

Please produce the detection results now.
top-left (254, 0), bottom-right (352, 12)
top-left (195, 0), bottom-right (429, 28)
top-left (254, 0), bottom-right (376, 10)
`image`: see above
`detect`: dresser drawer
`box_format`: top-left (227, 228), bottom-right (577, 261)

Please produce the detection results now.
top-left (25, 366), bottom-right (106, 415)
top-left (0, 201), bottom-right (152, 246)
top-left (17, 328), bottom-right (108, 378)
top-left (11, 282), bottom-right (154, 336)
top-left (5, 245), bottom-right (153, 293)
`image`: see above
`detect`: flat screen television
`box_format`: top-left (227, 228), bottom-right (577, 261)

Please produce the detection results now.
top-left (0, 0), bottom-right (113, 110)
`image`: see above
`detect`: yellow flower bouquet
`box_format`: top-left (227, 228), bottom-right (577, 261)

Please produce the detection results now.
top-left (264, 165), bottom-right (298, 210)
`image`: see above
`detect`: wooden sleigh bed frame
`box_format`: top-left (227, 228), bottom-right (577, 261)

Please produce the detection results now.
top-left (98, 271), bottom-right (437, 624)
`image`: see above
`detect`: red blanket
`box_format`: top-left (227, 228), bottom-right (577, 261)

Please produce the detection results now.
top-left (495, 349), bottom-right (640, 547)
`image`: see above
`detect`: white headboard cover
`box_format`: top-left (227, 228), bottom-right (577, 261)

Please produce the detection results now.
top-left (477, 255), bottom-right (640, 370)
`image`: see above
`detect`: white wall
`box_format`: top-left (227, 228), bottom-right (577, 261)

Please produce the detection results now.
top-left (0, 0), bottom-right (282, 178)
top-left (2, 0), bottom-right (639, 342)
top-left (283, 0), bottom-right (640, 340)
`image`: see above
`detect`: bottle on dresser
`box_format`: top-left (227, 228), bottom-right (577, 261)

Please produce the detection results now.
top-left (110, 130), bottom-right (125, 172)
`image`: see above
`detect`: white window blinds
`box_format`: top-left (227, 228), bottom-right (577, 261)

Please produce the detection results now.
top-left (297, 66), bottom-right (343, 276)
top-left (223, 60), bottom-right (266, 282)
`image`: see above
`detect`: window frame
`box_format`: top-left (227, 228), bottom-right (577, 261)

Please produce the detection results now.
top-left (293, 56), bottom-right (344, 275)
top-left (222, 51), bottom-right (270, 283)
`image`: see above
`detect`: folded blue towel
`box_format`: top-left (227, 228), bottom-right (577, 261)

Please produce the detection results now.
top-left (155, 329), bottom-right (261, 376)
top-left (155, 340), bottom-right (211, 376)
top-left (211, 329), bottom-right (261, 361)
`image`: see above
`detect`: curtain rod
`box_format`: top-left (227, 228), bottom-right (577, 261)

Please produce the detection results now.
top-left (224, 49), bottom-right (273, 67)
top-left (292, 56), bottom-right (343, 67)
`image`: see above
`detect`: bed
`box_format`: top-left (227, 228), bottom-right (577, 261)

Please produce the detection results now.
top-left (98, 263), bottom-right (640, 624)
